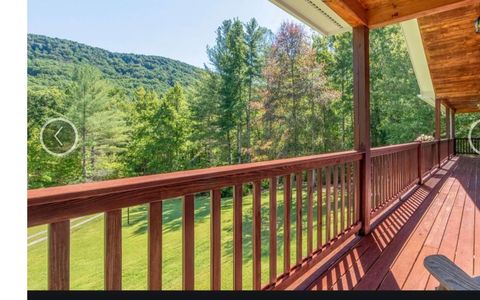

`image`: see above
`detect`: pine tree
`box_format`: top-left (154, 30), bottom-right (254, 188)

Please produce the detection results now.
top-left (67, 65), bottom-right (128, 181)
top-left (244, 18), bottom-right (269, 162)
top-left (207, 19), bottom-right (247, 164)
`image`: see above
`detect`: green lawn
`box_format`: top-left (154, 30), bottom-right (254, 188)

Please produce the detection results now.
top-left (28, 182), bottom-right (353, 290)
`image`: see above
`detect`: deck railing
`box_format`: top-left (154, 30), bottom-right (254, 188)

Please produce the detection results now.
top-left (420, 141), bottom-right (438, 177)
top-left (28, 150), bottom-right (363, 290)
top-left (370, 142), bottom-right (419, 217)
top-left (439, 139), bottom-right (450, 162)
top-left (455, 137), bottom-right (480, 155)
top-left (28, 139), bottom-right (455, 290)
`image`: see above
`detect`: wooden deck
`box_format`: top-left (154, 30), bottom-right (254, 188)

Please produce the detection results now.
top-left (304, 155), bottom-right (479, 290)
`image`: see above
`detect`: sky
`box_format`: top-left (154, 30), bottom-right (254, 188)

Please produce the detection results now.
top-left (28, 0), bottom-right (302, 68)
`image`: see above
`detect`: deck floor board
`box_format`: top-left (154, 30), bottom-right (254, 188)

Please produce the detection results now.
top-left (305, 156), bottom-right (480, 290)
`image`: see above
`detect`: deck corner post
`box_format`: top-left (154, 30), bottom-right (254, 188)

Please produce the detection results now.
top-left (451, 110), bottom-right (456, 157)
top-left (445, 106), bottom-right (451, 159)
top-left (435, 98), bottom-right (441, 167)
top-left (353, 25), bottom-right (371, 236)
top-left (417, 141), bottom-right (423, 185)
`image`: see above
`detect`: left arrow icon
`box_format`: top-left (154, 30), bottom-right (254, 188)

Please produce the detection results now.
top-left (54, 126), bottom-right (64, 146)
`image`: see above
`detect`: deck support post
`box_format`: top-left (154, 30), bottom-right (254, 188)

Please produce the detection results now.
top-left (417, 142), bottom-right (423, 185)
top-left (435, 98), bottom-right (441, 167)
top-left (353, 25), bottom-right (371, 236)
top-left (452, 111), bottom-right (456, 155)
top-left (446, 106), bottom-right (451, 159)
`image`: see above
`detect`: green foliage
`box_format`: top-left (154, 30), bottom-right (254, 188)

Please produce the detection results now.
top-left (28, 34), bottom-right (202, 94)
top-left (67, 65), bottom-right (129, 181)
top-left (27, 21), bottom-right (458, 190)
top-left (456, 113), bottom-right (480, 137)
top-left (123, 85), bottom-right (190, 175)
top-left (262, 22), bottom-right (336, 157)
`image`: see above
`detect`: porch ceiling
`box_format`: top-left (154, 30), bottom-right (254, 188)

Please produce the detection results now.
top-left (417, 3), bottom-right (480, 113)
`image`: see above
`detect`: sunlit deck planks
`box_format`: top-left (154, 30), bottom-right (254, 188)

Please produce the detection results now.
top-left (305, 155), bottom-right (479, 290)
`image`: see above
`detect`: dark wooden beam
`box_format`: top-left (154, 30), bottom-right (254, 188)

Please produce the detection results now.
top-left (324, 0), bottom-right (479, 29)
top-left (323, 0), bottom-right (367, 27)
top-left (368, 0), bottom-right (479, 28)
top-left (353, 25), bottom-right (371, 235)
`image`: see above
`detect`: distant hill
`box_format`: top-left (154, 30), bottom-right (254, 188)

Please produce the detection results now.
top-left (27, 34), bottom-right (203, 94)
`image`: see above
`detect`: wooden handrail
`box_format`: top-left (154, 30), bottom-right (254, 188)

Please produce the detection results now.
top-left (28, 150), bottom-right (362, 227)
top-left (371, 141), bottom-right (419, 157)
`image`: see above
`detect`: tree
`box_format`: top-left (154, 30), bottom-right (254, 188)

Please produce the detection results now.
top-left (244, 18), bottom-right (269, 162)
top-left (262, 22), bottom-right (336, 158)
top-left (207, 19), bottom-right (247, 164)
top-left (67, 65), bottom-right (128, 181)
top-left (189, 70), bottom-right (223, 167)
top-left (124, 84), bottom-right (190, 175)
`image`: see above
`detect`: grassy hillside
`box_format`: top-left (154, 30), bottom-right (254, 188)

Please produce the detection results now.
top-left (28, 34), bottom-right (203, 94)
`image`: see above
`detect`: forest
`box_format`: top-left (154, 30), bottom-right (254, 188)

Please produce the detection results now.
top-left (27, 19), bottom-right (479, 189)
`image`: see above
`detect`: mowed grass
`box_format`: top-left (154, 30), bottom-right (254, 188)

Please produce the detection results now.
top-left (28, 180), bottom-right (354, 290)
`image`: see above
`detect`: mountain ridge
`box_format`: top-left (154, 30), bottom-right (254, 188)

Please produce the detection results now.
top-left (28, 33), bottom-right (203, 94)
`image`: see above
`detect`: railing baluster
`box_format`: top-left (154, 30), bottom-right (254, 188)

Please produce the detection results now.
top-left (316, 168), bottom-right (323, 249)
top-left (233, 184), bottom-right (243, 290)
top-left (211, 189), bottom-right (221, 290)
top-left (307, 170), bottom-right (313, 256)
top-left (183, 194), bottom-right (195, 290)
top-left (325, 166), bottom-right (331, 242)
top-left (333, 166), bottom-right (338, 238)
top-left (346, 163), bottom-right (352, 228)
top-left (353, 161), bottom-right (360, 223)
top-left (382, 155), bottom-right (386, 205)
top-left (269, 177), bottom-right (277, 284)
top-left (295, 172), bottom-right (302, 264)
top-left (148, 201), bottom-right (162, 290)
top-left (105, 209), bottom-right (122, 290)
top-left (48, 220), bottom-right (70, 290)
top-left (340, 164), bottom-right (345, 232)
top-left (253, 181), bottom-right (262, 290)
top-left (283, 175), bottom-right (291, 274)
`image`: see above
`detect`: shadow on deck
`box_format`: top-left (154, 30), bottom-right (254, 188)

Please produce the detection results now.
top-left (290, 155), bottom-right (479, 290)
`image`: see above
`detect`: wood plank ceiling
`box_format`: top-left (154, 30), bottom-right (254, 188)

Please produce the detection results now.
top-left (418, 3), bottom-right (480, 113)
top-left (323, 0), bottom-right (480, 113)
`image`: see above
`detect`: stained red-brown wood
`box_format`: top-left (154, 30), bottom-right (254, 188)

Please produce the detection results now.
top-left (346, 164), bottom-right (352, 228)
top-left (211, 189), bottom-right (221, 290)
top-left (233, 184), bottom-right (243, 290)
top-left (417, 142), bottom-right (423, 184)
top-left (182, 194), bottom-right (195, 290)
top-left (418, 3), bottom-right (480, 113)
top-left (325, 0), bottom-right (478, 29)
top-left (316, 169), bottom-right (323, 249)
top-left (307, 170), bottom-right (313, 256)
top-left (296, 173), bottom-right (303, 265)
top-left (269, 177), bottom-right (277, 284)
top-left (325, 166), bottom-right (331, 242)
top-left (48, 220), bottom-right (70, 290)
top-left (284, 175), bottom-right (291, 273)
top-left (333, 166), bottom-right (339, 237)
top-left (148, 201), bottom-right (162, 290)
top-left (253, 181), bottom-right (262, 290)
top-left (28, 151), bottom-right (362, 227)
top-left (307, 156), bottom-right (479, 291)
top-left (340, 164), bottom-right (345, 232)
top-left (353, 25), bottom-right (371, 235)
top-left (105, 209), bottom-right (122, 290)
